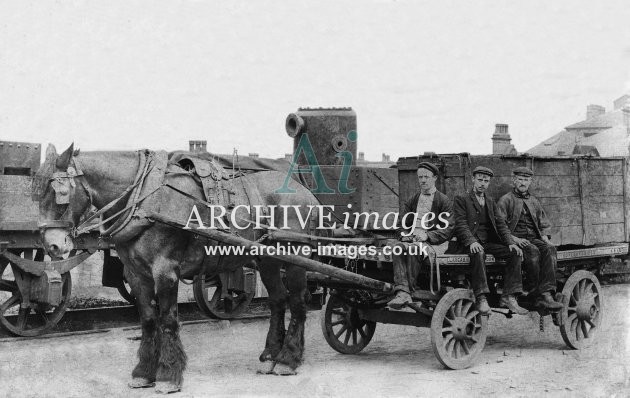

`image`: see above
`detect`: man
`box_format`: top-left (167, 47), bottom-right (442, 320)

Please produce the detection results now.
top-left (453, 166), bottom-right (527, 315)
top-left (497, 167), bottom-right (563, 310)
top-left (387, 162), bottom-right (453, 309)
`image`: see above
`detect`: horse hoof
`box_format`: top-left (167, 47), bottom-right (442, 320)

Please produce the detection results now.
top-left (273, 363), bottom-right (297, 376)
top-left (256, 361), bottom-right (276, 375)
top-left (154, 381), bottom-right (181, 394)
top-left (128, 377), bottom-right (155, 388)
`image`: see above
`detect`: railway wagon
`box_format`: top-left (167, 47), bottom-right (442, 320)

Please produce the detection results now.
top-left (0, 141), bottom-right (125, 336)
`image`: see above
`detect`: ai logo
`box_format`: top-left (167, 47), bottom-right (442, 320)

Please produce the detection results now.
top-left (275, 130), bottom-right (357, 194)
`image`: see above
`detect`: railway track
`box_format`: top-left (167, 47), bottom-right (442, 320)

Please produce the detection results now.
top-left (0, 295), bottom-right (324, 341)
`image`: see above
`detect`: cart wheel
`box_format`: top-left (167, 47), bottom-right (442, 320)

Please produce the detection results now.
top-left (431, 289), bottom-right (487, 369)
top-left (559, 270), bottom-right (602, 349)
top-left (116, 277), bottom-right (136, 305)
top-left (193, 272), bottom-right (254, 319)
top-left (320, 293), bottom-right (376, 354)
top-left (0, 250), bottom-right (72, 337)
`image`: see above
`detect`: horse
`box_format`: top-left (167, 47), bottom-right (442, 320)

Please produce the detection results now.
top-left (36, 143), bottom-right (320, 393)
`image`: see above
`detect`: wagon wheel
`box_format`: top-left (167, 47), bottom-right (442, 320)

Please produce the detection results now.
top-left (430, 289), bottom-right (487, 369)
top-left (193, 271), bottom-right (254, 319)
top-left (0, 249), bottom-right (72, 337)
top-left (116, 277), bottom-right (136, 306)
top-left (320, 293), bottom-right (376, 354)
top-left (559, 270), bottom-right (602, 349)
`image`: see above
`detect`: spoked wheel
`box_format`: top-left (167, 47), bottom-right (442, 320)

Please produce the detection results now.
top-left (559, 270), bottom-right (602, 349)
top-left (193, 271), bottom-right (255, 319)
top-left (430, 289), bottom-right (488, 369)
top-left (116, 277), bottom-right (136, 306)
top-left (320, 293), bottom-right (376, 354)
top-left (0, 249), bottom-right (72, 337)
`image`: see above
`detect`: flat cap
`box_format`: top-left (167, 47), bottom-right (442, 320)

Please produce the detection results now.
top-left (417, 162), bottom-right (439, 175)
top-left (512, 166), bottom-right (534, 177)
top-left (472, 166), bottom-right (494, 177)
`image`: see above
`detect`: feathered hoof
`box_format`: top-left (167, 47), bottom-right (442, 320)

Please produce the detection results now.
top-left (128, 377), bottom-right (155, 388)
top-left (154, 381), bottom-right (181, 394)
top-left (273, 363), bottom-right (297, 376)
top-left (256, 361), bottom-right (276, 375)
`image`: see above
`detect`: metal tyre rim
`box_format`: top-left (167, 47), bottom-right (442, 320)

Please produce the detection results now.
top-left (193, 272), bottom-right (254, 319)
top-left (559, 270), bottom-right (602, 349)
top-left (430, 288), bottom-right (487, 369)
top-left (0, 249), bottom-right (72, 337)
top-left (320, 293), bottom-right (376, 354)
top-left (116, 277), bottom-right (136, 306)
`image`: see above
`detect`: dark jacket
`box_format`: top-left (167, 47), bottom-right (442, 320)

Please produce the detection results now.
top-left (497, 190), bottom-right (552, 238)
top-left (453, 191), bottom-right (514, 248)
top-left (402, 190), bottom-right (454, 245)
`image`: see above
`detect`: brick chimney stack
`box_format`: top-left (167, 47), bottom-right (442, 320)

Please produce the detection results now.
top-left (189, 140), bottom-right (207, 152)
top-left (492, 124), bottom-right (516, 155)
top-left (586, 104), bottom-right (606, 119)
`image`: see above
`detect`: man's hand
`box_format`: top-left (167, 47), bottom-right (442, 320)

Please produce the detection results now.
top-left (469, 242), bottom-right (483, 254)
top-left (541, 235), bottom-right (553, 245)
top-left (508, 244), bottom-right (523, 257)
top-left (512, 236), bottom-right (530, 248)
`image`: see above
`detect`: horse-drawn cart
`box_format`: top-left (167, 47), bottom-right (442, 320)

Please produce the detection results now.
top-left (148, 209), bottom-right (619, 369)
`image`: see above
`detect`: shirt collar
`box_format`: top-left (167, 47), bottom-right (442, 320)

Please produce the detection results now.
top-left (421, 186), bottom-right (437, 195)
top-left (513, 188), bottom-right (530, 199)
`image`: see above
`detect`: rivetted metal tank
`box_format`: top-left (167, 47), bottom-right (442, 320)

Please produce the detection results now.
top-left (285, 107), bottom-right (357, 167)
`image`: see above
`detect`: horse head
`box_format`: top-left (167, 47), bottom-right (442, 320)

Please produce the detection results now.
top-left (35, 143), bottom-right (92, 258)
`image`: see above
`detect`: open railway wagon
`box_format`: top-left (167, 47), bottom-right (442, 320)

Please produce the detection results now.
top-left (274, 108), bottom-right (626, 368)
top-left (0, 141), bottom-right (126, 336)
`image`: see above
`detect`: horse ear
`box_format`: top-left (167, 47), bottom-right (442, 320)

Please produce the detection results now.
top-left (45, 144), bottom-right (57, 160)
top-left (56, 143), bottom-right (74, 170)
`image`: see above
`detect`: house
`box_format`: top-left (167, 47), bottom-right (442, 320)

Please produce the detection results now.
top-left (526, 94), bottom-right (630, 157)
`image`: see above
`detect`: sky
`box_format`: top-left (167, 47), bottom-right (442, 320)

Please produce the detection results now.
top-left (1, 0), bottom-right (630, 161)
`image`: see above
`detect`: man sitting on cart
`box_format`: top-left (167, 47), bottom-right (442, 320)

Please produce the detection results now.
top-left (452, 166), bottom-right (527, 315)
top-left (387, 162), bottom-right (454, 309)
top-left (497, 167), bottom-right (563, 311)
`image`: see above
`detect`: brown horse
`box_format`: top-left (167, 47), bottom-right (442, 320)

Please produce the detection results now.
top-left (36, 144), bottom-right (319, 393)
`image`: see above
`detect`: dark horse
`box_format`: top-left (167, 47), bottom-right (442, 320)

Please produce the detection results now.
top-left (37, 144), bottom-right (319, 393)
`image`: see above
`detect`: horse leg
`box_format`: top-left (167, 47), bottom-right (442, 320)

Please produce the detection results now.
top-left (118, 254), bottom-right (159, 388)
top-left (153, 259), bottom-right (187, 394)
top-left (257, 262), bottom-right (287, 374)
top-left (273, 263), bottom-right (307, 376)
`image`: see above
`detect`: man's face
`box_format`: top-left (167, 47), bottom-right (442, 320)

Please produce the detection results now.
top-left (513, 175), bottom-right (532, 193)
top-left (417, 168), bottom-right (437, 192)
top-left (472, 173), bottom-right (491, 194)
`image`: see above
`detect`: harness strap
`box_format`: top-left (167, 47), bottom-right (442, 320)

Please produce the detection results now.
top-left (100, 151), bottom-right (153, 237)
top-left (72, 151), bottom-right (154, 237)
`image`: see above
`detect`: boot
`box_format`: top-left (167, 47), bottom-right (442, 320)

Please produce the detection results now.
top-left (499, 294), bottom-right (529, 315)
top-left (536, 291), bottom-right (564, 311)
top-left (476, 294), bottom-right (490, 315)
top-left (387, 291), bottom-right (412, 309)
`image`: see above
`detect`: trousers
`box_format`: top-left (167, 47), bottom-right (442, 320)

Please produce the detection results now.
top-left (390, 241), bottom-right (423, 294)
top-left (469, 241), bottom-right (523, 297)
top-left (520, 238), bottom-right (557, 294)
